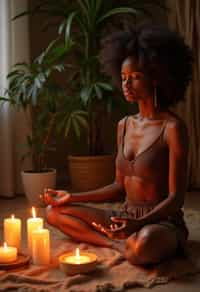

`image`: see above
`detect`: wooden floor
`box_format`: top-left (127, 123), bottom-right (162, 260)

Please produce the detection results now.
top-left (0, 191), bottom-right (200, 291)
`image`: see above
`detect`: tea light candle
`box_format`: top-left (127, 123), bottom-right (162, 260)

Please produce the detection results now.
top-left (0, 242), bottom-right (17, 263)
top-left (4, 214), bottom-right (21, 250)
top-left (64, 248), bottom-right (91, 264)
top-left (32, 228), bottom-right (50, 265)
top-left (59, 248), bottom-right (98, 275)
top-left (27, 207), bottom-right (43, 253)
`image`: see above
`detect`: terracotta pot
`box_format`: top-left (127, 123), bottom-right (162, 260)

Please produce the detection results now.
top-left (68, 155), bottom-right (115, 191)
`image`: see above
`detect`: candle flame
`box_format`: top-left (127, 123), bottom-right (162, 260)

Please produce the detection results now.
top-left (11, 214), bottom-right (15, 219)
top-left (3, 242), bottom-right (8, 249)
top-left (75, 248), bottom-right (80, 260)
top-left (32, 207), bottom-right (36, 218)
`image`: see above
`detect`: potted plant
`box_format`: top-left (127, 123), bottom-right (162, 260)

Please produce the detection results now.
top-left (0, 38), bottom-right (74, 205)
top-left (16, 0), bottom-right (166, 191)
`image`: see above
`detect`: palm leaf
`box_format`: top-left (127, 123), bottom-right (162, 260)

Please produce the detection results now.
top-left (72, 115), bottom-right (81, 139)
top-left (74, 113), bottom-right (88, 129)
top-left (59, 11), bottom-right (77, 43)
top-left (98, 7), bottom-right (140, 23)
top-left (94, 84), bottom-right (102, 100)
top-left (98, 82), bottom-right (113, 91)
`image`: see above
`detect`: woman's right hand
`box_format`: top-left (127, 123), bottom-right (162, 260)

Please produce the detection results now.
top-left (42, 189), bottom-right (71, 206)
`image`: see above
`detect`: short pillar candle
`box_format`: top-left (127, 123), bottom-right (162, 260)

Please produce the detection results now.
top-left (0, 242), bottom-right (17, 263)
top-left (32, 228), bottom-right (50, 265)
top-left (4, 214), bottom-right (21, 250)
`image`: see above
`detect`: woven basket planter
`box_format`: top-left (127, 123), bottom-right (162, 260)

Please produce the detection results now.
top-left (68, 155), bottom-right (115, 192)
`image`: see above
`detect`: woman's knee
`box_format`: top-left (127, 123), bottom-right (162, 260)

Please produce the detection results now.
top-left (124, 232), bottom-right (150, 265)
top-left (124, 225), bottom-right (177, 265)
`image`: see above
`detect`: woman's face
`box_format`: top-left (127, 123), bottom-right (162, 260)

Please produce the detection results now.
top-left (121, 56), bottom-right (153, 103)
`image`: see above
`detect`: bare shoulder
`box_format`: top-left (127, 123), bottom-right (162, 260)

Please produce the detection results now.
top-left (164, 112), bottom-right (188, 153)
top-left (118, 116), bottom-right (128, 126)
top-left (165, 111), bottom-right (188, 135)
top-left (118, 116), bottom-right (128, 133)
top-left (117, 116), bottom-right (128, 145)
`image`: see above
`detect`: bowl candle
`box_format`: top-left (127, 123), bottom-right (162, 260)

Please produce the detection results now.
top-left (59, 248), bottom-right (98, 275)
top-left (0, 242), bottom-right (17, 263)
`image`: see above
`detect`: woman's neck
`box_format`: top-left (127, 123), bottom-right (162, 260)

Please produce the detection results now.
top-left (138, 97), bottom-right (159, 120)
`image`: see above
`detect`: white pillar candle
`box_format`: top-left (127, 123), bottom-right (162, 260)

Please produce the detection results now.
top-left (27, 207), bottom-right (43, 254)
top-left (32, 228), bottom-right (50, 265)
top-left (0, 242), bottom-right (17, 263)
top-left (4, 214), bottom-right (21, 250)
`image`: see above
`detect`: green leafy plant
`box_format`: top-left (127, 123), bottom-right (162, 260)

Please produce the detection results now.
top-left (0, 38), bottom-right (76, 172)
top-left (15, 0), bottom-right (167, 156)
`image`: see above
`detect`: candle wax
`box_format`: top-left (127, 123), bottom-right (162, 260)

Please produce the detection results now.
top-left (0, 244), bottom-right (17, 263)
top-left (4, 215), bottom-right (21, 250)
top-left (27, 217), bottom-right (43, 253)
top-left (64, 255), bottom-right (91, 264)
top-left (32, 228), bottom-right (50, 265)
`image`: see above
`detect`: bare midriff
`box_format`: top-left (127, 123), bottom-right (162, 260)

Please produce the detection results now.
top-left (124, 175), bottom-right (168, 205)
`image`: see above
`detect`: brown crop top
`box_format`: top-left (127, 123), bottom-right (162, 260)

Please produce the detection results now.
top-left (116, 116), bottom-right (169, 183)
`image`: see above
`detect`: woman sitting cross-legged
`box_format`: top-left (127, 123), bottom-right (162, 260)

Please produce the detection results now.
top-left (43, 24), bottom-right (193, 266)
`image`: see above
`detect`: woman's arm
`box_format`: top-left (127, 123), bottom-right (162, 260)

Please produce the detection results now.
top-left (69, 181), bottom-right (124, 203)
top-left (137, 118), bottom-right (188, 225)
top-left (43, 181), bottom-right (124, 206)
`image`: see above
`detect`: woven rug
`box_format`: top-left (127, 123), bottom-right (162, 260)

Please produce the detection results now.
top-left (0, 204), bottom-right (200, 292)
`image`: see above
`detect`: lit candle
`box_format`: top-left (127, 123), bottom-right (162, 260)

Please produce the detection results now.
top-left (64, 248), bottom-right (91, 264)
top-left (4, 214), bottom-right (21, 250)
top-left (32, 228), bottom-right (50, 265)
top-left (0, 242), bottom-right (17, 263)
top-left (27, 207), bottom-right (43, 254)
top-left (59, 248), bottom-right (98, 275)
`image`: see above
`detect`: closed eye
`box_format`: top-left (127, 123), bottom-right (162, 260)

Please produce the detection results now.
top-left (121, 73), bottom-right (144, 82)
top-left (131, 73), bottom-right (144, 80)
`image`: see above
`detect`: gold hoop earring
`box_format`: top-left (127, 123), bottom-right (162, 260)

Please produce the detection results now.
top-left (154, 86), bottom-right (157, 107)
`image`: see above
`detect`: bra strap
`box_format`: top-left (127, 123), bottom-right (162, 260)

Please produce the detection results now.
top-left (122, 116), bottom-right (129, 151)
top-left (160, 119), bottom-right (168, 143)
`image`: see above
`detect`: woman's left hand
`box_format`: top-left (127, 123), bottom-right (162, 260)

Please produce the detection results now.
top-left (42, 189), bottom-right (71, 206)
top-left (92, 217), bottom-right (141, 239)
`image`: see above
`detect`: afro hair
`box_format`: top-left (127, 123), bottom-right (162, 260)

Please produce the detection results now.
top-left (100, 24), bottom-right (193, 109)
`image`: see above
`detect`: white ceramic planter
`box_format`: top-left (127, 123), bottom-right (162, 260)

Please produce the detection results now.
top-left (21, 168), bottom-right (56, 207)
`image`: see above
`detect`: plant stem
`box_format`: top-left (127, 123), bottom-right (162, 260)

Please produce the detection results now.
top-left (39, 113), bottom-right (56, 171)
